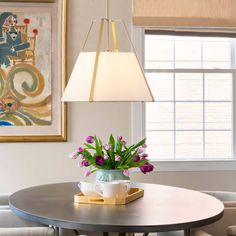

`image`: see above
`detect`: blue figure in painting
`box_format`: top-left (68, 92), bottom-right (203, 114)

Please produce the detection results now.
top-left (0, 120), bottom-right (13, 126)
top-left (0, 13), bottom-right (30, 67)
top-left (0, 12), bottom-right (17, 42)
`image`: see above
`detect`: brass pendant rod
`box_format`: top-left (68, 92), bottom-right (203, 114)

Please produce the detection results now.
top-left (106, 0), bottom-right (110, 51)
top-left (81, 21), bottom-right (95, 51)
top-left (106, 0), bottom-right (109, 19)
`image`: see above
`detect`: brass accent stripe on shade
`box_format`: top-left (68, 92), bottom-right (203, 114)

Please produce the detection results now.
top-left (111, 20), bottom-right (118, 52)
top-left (89, 19), bottom-right (105, 102)
top-left (133, 0), bottom-right (236, 27)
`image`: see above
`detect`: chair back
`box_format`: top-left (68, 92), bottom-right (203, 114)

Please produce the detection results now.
top-left (195, 191), bottom-right (236, 236)
top-left (0, 193), bottom-right (9, 206)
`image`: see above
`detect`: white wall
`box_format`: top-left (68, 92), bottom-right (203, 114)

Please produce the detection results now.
top-left (0, 0), bottom-right (235, 193)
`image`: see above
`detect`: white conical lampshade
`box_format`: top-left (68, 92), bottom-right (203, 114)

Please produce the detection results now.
top-left (62, 51), bottom-right (154, 102)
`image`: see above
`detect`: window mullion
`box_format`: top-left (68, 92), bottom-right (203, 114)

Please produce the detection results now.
top-left (174, 73), bottom-right (176, 160)
top-left (203, 72), bottom-right (206, 159)
top-left (232, 39), bottom-right (236, 160)
top-left (173, 39), bottom-right (176, 160)
top-left (201, 40), bottom-right (205, 159)
top-left (146, 69), bottom-right (235, 73)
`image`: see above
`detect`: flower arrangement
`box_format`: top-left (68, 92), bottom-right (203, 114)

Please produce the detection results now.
top-left (69, 135), bottom-right (154, 177)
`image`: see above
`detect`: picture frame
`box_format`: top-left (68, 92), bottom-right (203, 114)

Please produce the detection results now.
top-left (0, 0), bottom-right (67, 142)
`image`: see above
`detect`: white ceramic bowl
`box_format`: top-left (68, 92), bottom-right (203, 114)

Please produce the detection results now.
top-left (78, 181), bottom-right (100, 197)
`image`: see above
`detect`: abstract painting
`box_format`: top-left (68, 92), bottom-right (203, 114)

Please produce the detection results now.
top-left (0, 0), bottom-right (67, 141)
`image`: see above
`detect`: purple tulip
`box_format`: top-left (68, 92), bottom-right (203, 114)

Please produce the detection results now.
top-left (103, 144), bottom-right (111, 151)
top-left (133, 155), bottom-right (140, 162)
top-left (115, 155), bottom-right (121, 161)
top-left (118, 135), bottom-right (123, 141)
top-left (84, 170), bottom-right (91, 177)
top-left (147, 163), bottom-right (154, 172)
top-left (142, 153), bottom-right (148, 159)
top-left (139, 163), bottom-right (154, 174)
top-left (142, 143), bottom-right (147, 148)
top-left (123, 169), bottom-right (129, 176)
top-left (95, 156), bottom-right (105, 166)
top-left (122, 140), bottom-right (127, 145)
top-left (77, 147), bottom-right (84, 152)
top-left (80, 160), bottom-right (90, 167)
top-left (68, 151), bottom-right (77, 159)
top-left (104, 154), bottom-right (109, 160)
top-left (86, 136), bottom-right (94, 144)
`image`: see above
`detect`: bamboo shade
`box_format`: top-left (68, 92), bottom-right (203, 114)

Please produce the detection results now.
top-left (133, 0), bottom-right (236, 28)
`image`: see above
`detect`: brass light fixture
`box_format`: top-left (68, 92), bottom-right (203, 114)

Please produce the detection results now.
top-left (62, 0), bottom-right (154, 102)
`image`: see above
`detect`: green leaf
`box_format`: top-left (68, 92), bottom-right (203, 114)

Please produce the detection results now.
top-left (123, 149), bottom-right (139, 165)
top-left (98, 138), bottom-right (103, 147)
top-left (108, 134), bottom-right (116, 166)
top-left (132, 138), bottom-right (146, 150)
top-left (122, 144), bottom-right (135, 158)
top-left (109, 134), bottom-right (115, 151)
top-left (129, 159), bottom-right (148, 168)
top-left (84, 143), bottom-right (96, 150)
top-left (116, 139), bottom-right (122, 155)
top-left (116, 165), bottom-right (130, 169)
top-left (94, 136), bottom-right (102, 155)
top-left (106, 151), bottom-right (114, 168)
top-left (90, 169), bottom-right (98, 174)
top-left (83, 149), bottom-right (93, 158)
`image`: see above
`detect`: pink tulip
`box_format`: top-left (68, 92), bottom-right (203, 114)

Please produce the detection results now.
top-left (68, 151), bottom-right (77, 159)
top-left (123, 169), bottom-right (129, 176)
top-left (142, 153), bottom-right (148, 159)
top-left (115, 155), bottom-right (121, 161)
top-left (78, 154), bottom-right (85, 159)
top-left (84, 170), bottom-right (91, 177)
top-left (103, 144), bottom-right (111, 151)
top-left (138, 148), bottom-right (143, 154)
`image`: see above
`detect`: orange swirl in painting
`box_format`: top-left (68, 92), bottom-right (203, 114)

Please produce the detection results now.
top-left (0, 65), bottom-right (51, 126)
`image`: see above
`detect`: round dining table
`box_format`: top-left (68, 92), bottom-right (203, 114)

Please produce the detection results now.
top-left (9, 182), bottom-right (224, 236)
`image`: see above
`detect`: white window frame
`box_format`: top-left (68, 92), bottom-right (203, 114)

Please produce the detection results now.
top-left (131, 27), bottom-right (236, 171)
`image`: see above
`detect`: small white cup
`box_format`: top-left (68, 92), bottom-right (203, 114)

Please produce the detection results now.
top-left (94, 182), bottom-right (120, 198)
top-left (78, 181), bottom-right (100, 197)
top-left (94, 182), bottom-right (130, 198)
top-left (112, 180), bottom-right (131, 196)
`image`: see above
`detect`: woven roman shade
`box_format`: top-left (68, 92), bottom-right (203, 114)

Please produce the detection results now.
top-left (133, 0), bottom-right (236, 28)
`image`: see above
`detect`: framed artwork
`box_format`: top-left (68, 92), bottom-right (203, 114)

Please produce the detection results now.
top-left (0, 0), bottom-right (67, 142)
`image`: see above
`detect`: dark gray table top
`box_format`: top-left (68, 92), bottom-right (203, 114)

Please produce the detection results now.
top-left (9, 182), bottom-right (224, 233)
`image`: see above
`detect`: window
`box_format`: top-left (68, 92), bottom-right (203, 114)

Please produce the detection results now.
top-left (144, 32), bottom-right (235, 162)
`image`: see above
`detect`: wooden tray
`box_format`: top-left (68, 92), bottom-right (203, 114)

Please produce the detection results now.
top-left (74, 188), bottom-right (144, 205)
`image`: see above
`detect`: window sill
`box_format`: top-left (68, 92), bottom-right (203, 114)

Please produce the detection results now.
top-left (143, 160), bottom-right (236, 172)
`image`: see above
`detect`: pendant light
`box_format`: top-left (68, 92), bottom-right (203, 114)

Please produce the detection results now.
top-left (61, 0), bottom-right (154, 102)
